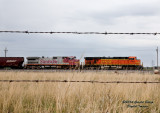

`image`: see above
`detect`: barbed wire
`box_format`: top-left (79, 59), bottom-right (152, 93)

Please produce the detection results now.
top-left (0, 31), bottom-right (160, 35)
top-left (0, 80), bottom-right (159, 84)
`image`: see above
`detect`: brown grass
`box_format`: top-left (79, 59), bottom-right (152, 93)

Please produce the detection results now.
top-left (0, 71), bottom-right (160, 113)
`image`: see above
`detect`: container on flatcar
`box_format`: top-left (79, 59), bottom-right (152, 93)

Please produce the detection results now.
top-left (0, 57), bottom-right (24, 69)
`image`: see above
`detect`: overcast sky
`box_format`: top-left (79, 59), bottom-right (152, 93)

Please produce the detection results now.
top-left (0, 0), bottom-right (160, 66)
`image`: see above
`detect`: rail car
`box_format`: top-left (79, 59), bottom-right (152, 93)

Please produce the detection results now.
top-left (0, 57), bottom-right (24, 69)
top-left (25, 56), bottom-right (80, 69)
top-left (84, 56), bottom-right (143, 70)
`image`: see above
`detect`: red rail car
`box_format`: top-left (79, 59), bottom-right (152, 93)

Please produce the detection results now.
top-left (84, 56), bottom-right (143, 70)
top-left (0, 57), bottom-right (24, 69)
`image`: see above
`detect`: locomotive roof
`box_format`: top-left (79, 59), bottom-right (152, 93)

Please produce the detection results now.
top-left (26, 57), bottom-right (40, 59)
top-left (84, 57), bottom-right (129, 60)
top-left (26, 56), bottom-right (76, 59)
top-left (0, 57), bottom-right (24, 59)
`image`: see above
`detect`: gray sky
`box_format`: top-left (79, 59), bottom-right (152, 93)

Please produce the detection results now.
top-left (0, 0), bottom-right (160, 66)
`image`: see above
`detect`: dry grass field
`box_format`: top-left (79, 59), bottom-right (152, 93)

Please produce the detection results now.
top-left (0, 71), bottom-right (160, 113)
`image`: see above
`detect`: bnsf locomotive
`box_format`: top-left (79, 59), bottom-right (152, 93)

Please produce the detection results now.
top-left (0, 56), bottom-right (143, 70)
top-left (84, 56), bottom-right (143, 70)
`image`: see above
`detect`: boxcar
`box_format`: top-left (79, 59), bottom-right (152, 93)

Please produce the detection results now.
top-left (0, 57), bottom-right (24, 69)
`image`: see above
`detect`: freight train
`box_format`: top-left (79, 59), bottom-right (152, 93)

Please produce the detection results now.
top-left (0, 56), bottom-right (143, 70)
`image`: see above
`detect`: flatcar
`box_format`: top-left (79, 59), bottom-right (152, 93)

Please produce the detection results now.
top-left (84, 56), bottom-right (143, 70)
top-left (0, 57), bottom-right (24, 69)
top-left (25, 56), bottom-right (80, 69)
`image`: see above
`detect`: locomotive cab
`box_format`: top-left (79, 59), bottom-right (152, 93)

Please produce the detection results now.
top-left (129, 56), bottom-right (136, 63)
top-left (128, 56), bottom-right (136, 65)
top-left (129, 57), bottom-right (135, 60)
top-left (128, 56), bottom-right (142, 68)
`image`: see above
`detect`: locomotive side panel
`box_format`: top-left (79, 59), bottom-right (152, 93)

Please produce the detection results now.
top-left (99, 59), bottom-right (129, 65)
top-left (84, 56), bottom-right (142, 70)
top-left (38, 57), bottom-right (78, 65)
top-left (26, 56), bottom-right (80, 69)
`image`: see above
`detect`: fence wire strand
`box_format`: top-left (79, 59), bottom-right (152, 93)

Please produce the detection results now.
top-left (0, 80), bottom-right (160, 84)
top-left (0, 31), bottom-right (160, 35)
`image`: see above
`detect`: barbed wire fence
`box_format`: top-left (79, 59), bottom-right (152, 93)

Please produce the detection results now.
top-left (0, 30), bottom-right (159, 84)
top-left (0, 30), bottom-right (160, 35)
top-left (0, 80), bottom-right (160, 84)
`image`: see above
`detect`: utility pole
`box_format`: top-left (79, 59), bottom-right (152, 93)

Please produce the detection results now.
top-left (156, 47), bottom-right (158, 70)
top-left (4, 47), bottom-right (8, 57)
top-left (152, 60), bottom-right (154, 70)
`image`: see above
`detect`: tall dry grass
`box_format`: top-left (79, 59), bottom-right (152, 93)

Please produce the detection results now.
top-left (0, 71), bottom-right (160, 113)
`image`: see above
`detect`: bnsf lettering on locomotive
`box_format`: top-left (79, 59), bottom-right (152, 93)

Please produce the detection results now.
top-left (6, 60), bottom-right (17, 63)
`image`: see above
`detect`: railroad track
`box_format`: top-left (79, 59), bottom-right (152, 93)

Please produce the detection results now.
top-left (0, 69), bottom-right (153, 73)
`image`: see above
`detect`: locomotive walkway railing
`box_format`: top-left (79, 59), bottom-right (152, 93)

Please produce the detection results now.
top-left (0, 80), bottom-right (160, 84)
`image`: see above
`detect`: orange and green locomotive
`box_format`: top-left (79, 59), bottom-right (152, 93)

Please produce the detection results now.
top-left (84, 56), bottom-right (143, 70)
